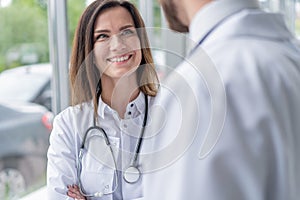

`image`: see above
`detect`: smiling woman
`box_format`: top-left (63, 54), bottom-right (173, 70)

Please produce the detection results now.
top-left (47, 0), bottom-right (159, 199)
top-left (69, 1), bottom-right (158, 114)
top-left (93, 6), bottom-right (142, 86)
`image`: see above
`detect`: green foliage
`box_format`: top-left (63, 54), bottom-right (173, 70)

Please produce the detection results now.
top-left (67, 0), bottom-right (86, 47)
top-left (129, 0), bottom-right (162, 28)
top-left (153, 0), bottom-right (162, 28)
top-left (130, 0), bottom-right (138, 6)
top-left (296, 18), bottom-right (300, 37)
top-left (0, 1), bottom-right (48, 71)
top-left (12, 0), bottom-right (38, 7)
top-left (0, 0), bottom-right (86, 72)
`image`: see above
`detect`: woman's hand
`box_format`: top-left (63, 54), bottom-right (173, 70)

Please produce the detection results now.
top-left (67, 184), bottom-right (86, 200)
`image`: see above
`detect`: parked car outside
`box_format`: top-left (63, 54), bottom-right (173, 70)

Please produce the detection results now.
top-left (0, 63), bottom-right (52, 111)
top-left (5, 43), bottom-right (48, 67)
top-left (0, 101), bottom-right (53, 199)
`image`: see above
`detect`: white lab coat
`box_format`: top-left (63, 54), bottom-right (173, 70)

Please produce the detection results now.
top-left (140, 0), bottom-right (300, 199)
top-left (47, 93), bottom-right (153, 200)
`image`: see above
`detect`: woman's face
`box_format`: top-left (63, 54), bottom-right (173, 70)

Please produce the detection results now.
top-left (93, 6), bottom-right (142, 80)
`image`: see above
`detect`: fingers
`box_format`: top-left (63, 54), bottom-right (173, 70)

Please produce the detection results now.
top-left (67, 185), bottom-right (86, 200)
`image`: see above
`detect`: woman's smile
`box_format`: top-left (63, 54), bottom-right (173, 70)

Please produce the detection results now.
top-left (107, 52), bottom-right (134, 65)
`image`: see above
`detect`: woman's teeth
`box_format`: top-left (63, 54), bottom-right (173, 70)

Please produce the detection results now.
top-left (109, 55), bottom-right (130, 63)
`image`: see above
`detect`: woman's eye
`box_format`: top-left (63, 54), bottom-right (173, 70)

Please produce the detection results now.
top-left (121, 29), bottom-right (135, 36)
top-left (95, 34), bottom-right (109, 41)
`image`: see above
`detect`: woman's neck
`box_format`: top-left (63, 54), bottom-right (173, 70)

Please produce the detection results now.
top-left (101, 74), bottom-right (140, 119)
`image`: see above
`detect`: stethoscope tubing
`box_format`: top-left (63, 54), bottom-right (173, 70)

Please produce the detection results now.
top-left (131, 92), bottom-right (148, 165)
top-left (77, 93), bottom-right (148, 197)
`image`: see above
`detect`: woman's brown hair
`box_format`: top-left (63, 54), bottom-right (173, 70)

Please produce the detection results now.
top-left (69, 0), bottom-right (159, 113)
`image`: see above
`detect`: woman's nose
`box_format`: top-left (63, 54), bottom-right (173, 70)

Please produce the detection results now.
top-left (109, 34), bottom-right (126, 51)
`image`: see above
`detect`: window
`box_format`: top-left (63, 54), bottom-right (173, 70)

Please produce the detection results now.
top-left (0, 1), bottom-right (51, 199)
top-left (259, 0), bottom-right (300, 37)
top-left (296, 0), bottom-right (300, 37)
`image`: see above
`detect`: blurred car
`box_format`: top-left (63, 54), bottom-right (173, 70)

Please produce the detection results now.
top-left (5, 43), bottom-right (48, 66)
top-left (0, 63), bottom-right (52, 111)
top-left (0, 101), bottom-right (53, 199)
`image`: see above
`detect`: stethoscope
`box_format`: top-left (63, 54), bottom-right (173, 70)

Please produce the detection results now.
top-left (76, 92), bottom-right (148, 198)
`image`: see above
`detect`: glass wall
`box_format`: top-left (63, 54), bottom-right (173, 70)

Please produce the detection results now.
top-left (260, 0), bottom-right (300, 37)
top-left (296, 0), bottom-right (300, 36)
top-left (0, 0), bottom-right (85, 199)
top-left (0, 0), bottom-right (51, 199)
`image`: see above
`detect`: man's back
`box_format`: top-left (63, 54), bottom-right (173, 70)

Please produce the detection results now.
top-left (143, 3), bottom-right (300, 200)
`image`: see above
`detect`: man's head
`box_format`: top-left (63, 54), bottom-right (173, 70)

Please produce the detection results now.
top-left (159, 0), bottom-right (212, 33)
top-left (159, 0), bottom-right (189, 32)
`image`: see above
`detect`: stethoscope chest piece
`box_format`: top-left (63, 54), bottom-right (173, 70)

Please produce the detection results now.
top-left (123, 166), bottom-right (141, 183)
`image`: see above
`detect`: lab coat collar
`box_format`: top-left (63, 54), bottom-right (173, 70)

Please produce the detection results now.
top-left (189, 0), bottom-right (259, 46)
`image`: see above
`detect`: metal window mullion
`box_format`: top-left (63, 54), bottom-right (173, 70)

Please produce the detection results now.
top-left (47, 0), bottom-right (70, 114)
top-left (138, 0), bottom-right (153, 27)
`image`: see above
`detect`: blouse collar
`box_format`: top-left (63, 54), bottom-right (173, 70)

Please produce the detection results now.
top-left (97, 91), bottom-right (146, 119)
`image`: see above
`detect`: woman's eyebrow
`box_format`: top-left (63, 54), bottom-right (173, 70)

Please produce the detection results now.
top-left (94, 29), bottom-right (110, 33)
top-left (94, 24), bottom-right (135, 34)
top-left (119, 24), bottom-right (135, 31)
